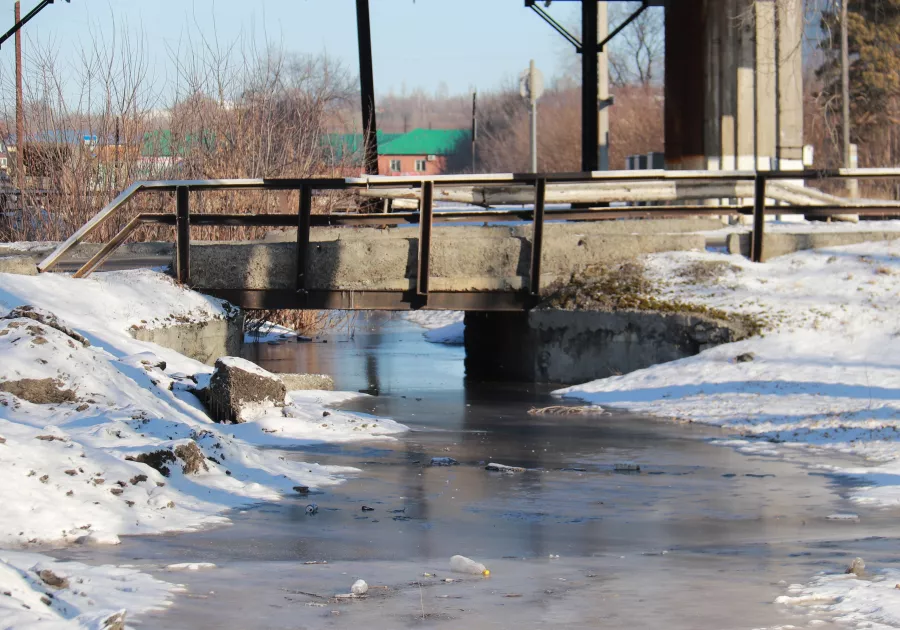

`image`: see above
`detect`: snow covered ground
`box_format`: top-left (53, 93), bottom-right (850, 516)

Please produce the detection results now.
top-left (405, 310), bottom-right (465, 345)
top-left (556, 239), bottom-right (900, 626)
top-left (0, 268), bottom-right (405, 628)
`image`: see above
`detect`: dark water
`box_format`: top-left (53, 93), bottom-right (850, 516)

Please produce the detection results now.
top-left (55, 316), bottom-right (900, 629)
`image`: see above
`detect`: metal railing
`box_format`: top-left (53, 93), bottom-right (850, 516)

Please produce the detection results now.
top-left (36, 168), bottom-right (900, 309)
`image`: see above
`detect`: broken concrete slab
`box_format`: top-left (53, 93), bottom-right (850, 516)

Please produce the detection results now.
top-left (280, 373), bottom-right (334, 391)
top-left (206, 357), bottom-right (286, 423)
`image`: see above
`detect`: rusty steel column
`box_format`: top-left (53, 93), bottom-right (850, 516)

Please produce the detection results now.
top-left (664, 0), bottom-right (706, 170)
top-left (581, 0), bottom-right (599, 173)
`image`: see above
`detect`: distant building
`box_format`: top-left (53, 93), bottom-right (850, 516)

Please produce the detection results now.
top-left (321, 131), bottom-right (402, 167)
top-left (377, 129), bottom-right (469, 176)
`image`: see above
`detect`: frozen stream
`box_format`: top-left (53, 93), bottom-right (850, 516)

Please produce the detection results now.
top-left (55, 316), bottom-right (900, 628)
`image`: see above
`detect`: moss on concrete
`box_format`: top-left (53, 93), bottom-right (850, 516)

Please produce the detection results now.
top-left (541, 261), bottom-right (764, 337)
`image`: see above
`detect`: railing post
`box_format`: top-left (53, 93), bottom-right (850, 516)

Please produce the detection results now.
top-left (175, 185), bottom-right (190, 284)
top-left (296, 184), bottom-right (312, 293)
top-left (417, 180), bottom-right (434, 298)
top-left (529, 178), bottom-right (546, 297)
top-left (751, 173), bottom-right (766, 263)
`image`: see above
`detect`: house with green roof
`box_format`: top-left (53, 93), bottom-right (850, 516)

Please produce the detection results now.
top-left (321, 131), bottom-right (402, 166)
top-left (377, 128), bottom-right (469, 175)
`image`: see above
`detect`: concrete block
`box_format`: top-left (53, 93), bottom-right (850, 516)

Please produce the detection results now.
top-left (727, 231), bottom-right (900, 261)
top-left (280, 373), bottom-right (334, 391)
top-left (129, 310), bottom-right (244, 365)
top-left (207, 357), bottom-right (286, 423)
top-left (0, 255), bottom-right (38, 276)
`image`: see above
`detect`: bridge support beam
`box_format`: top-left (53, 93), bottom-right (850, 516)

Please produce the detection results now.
top-left (665, 0), bottom-right (804, 172)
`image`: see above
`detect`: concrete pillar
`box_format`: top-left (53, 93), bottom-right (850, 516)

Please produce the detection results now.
top-left (667, 0), bottom-right (804, 174)
top-left (599, 2), bottom-right (610, 171)
top-left (719, 0), bottom-right (738, 171)
top-left (735, 0), bottom-right (756, 170)
top-left (664, 0), bottom-right (707, 170)
top-left (776, 0), bottom-right (804, 170)
top-left (755, 0), bottom-right (777, 170)
top-left (704, 0), bottom-right (721, 171)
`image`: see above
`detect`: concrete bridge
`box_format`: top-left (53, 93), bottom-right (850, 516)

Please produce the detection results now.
top-left (191, 218), bottom-right (714, 311)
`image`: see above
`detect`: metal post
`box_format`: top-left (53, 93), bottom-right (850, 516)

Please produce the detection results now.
top-left (529, 60), bottom-right (538, 174)
top-left (175, 186), bottom-right (190, 284)
top-left (356, 0), bottom-right (378, 176)
top-left (529, 178), bottom-right (546, 296)
top-left (598, 1), bottom-right (609, 171)
top-left (417, 181), bottom-right (434, 297)
top-left (840, 0), bottom-right (857, 198)
top-left (471, 91), bottom-right (477, 172)
top-left (296, 184), bottom-right (312, 293)
top-left (14, 1), bottom-right (23, 198)
top-left (751, 174), bottom-right (766, 263)
top-left (581, 0), bottom-right (599, 173)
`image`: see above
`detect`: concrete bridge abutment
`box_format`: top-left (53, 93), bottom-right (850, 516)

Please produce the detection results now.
top-left (463, 309), bottom-right (751, 384)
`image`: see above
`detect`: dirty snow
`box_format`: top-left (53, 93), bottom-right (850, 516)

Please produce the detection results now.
top-left (0, 550), bottom-right (177, 629)
top-left (0, 268), bottom-right (406, 628)
top-left (775, 568), bottom-right (900, 629)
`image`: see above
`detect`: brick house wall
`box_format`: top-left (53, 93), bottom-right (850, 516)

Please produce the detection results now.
top-left (377, 154), bottom-right (447, 176)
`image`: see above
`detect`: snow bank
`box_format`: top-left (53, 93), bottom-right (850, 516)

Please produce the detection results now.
top-left (0, 550), bottom-right (176, 629)
top-left (405, 311), bottom-right (465, 345)
top-left (0, 268), bottom-right (409, 627)
top-left (776, 569), bottom-right (900, 628)
top-left (558, 241), bottom-right (900, 508)
top-left (0, 269), bottom-right (405, 548)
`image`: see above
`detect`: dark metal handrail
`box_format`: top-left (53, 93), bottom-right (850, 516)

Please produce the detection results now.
top-left (36, 168), bottom-right (900, 307)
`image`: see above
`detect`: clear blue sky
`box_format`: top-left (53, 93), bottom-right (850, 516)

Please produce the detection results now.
top-left (0, 0), bottom-right (580, 97)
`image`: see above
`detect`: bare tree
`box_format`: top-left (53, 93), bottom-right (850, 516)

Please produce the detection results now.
top-left (607, 4), bottom-right (664, 87)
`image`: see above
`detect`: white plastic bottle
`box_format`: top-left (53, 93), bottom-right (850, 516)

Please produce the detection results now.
top-left (450, 555), bottom-right (490, 576)
top-left (351, 579), bottom-right (368, 596)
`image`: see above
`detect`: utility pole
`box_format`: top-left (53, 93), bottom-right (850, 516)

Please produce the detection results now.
top-left (355, 0), bottom-right (378, 176)
top-left (840, 0), bottom-right (857, 197)
top-left (471, 91), bottom-right (477, 172)
top-left (598, 1), bottom-right (609, 171)
top-left (520, 60), bottom-right (544, 173)
top-left (15, 1), bottom-right (24, 197)
top-left (529, 60), bottom-right (538, 173)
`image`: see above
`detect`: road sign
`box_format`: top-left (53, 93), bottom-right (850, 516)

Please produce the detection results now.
top-left (519, 62), bottom-right (544, 103)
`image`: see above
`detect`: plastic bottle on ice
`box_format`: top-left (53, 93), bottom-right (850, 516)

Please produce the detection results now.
top-left (450, 555), bottom-right (490, 576)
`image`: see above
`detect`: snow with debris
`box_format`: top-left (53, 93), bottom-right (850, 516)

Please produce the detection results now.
top-left (405, 310), bottom-right (465, 345)
top-left (776, 569), bottom-right (900, 628)
top-left (0, 267), bottom-right (406, 628)
top-left (0, 550), bottom-right (177, 629)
